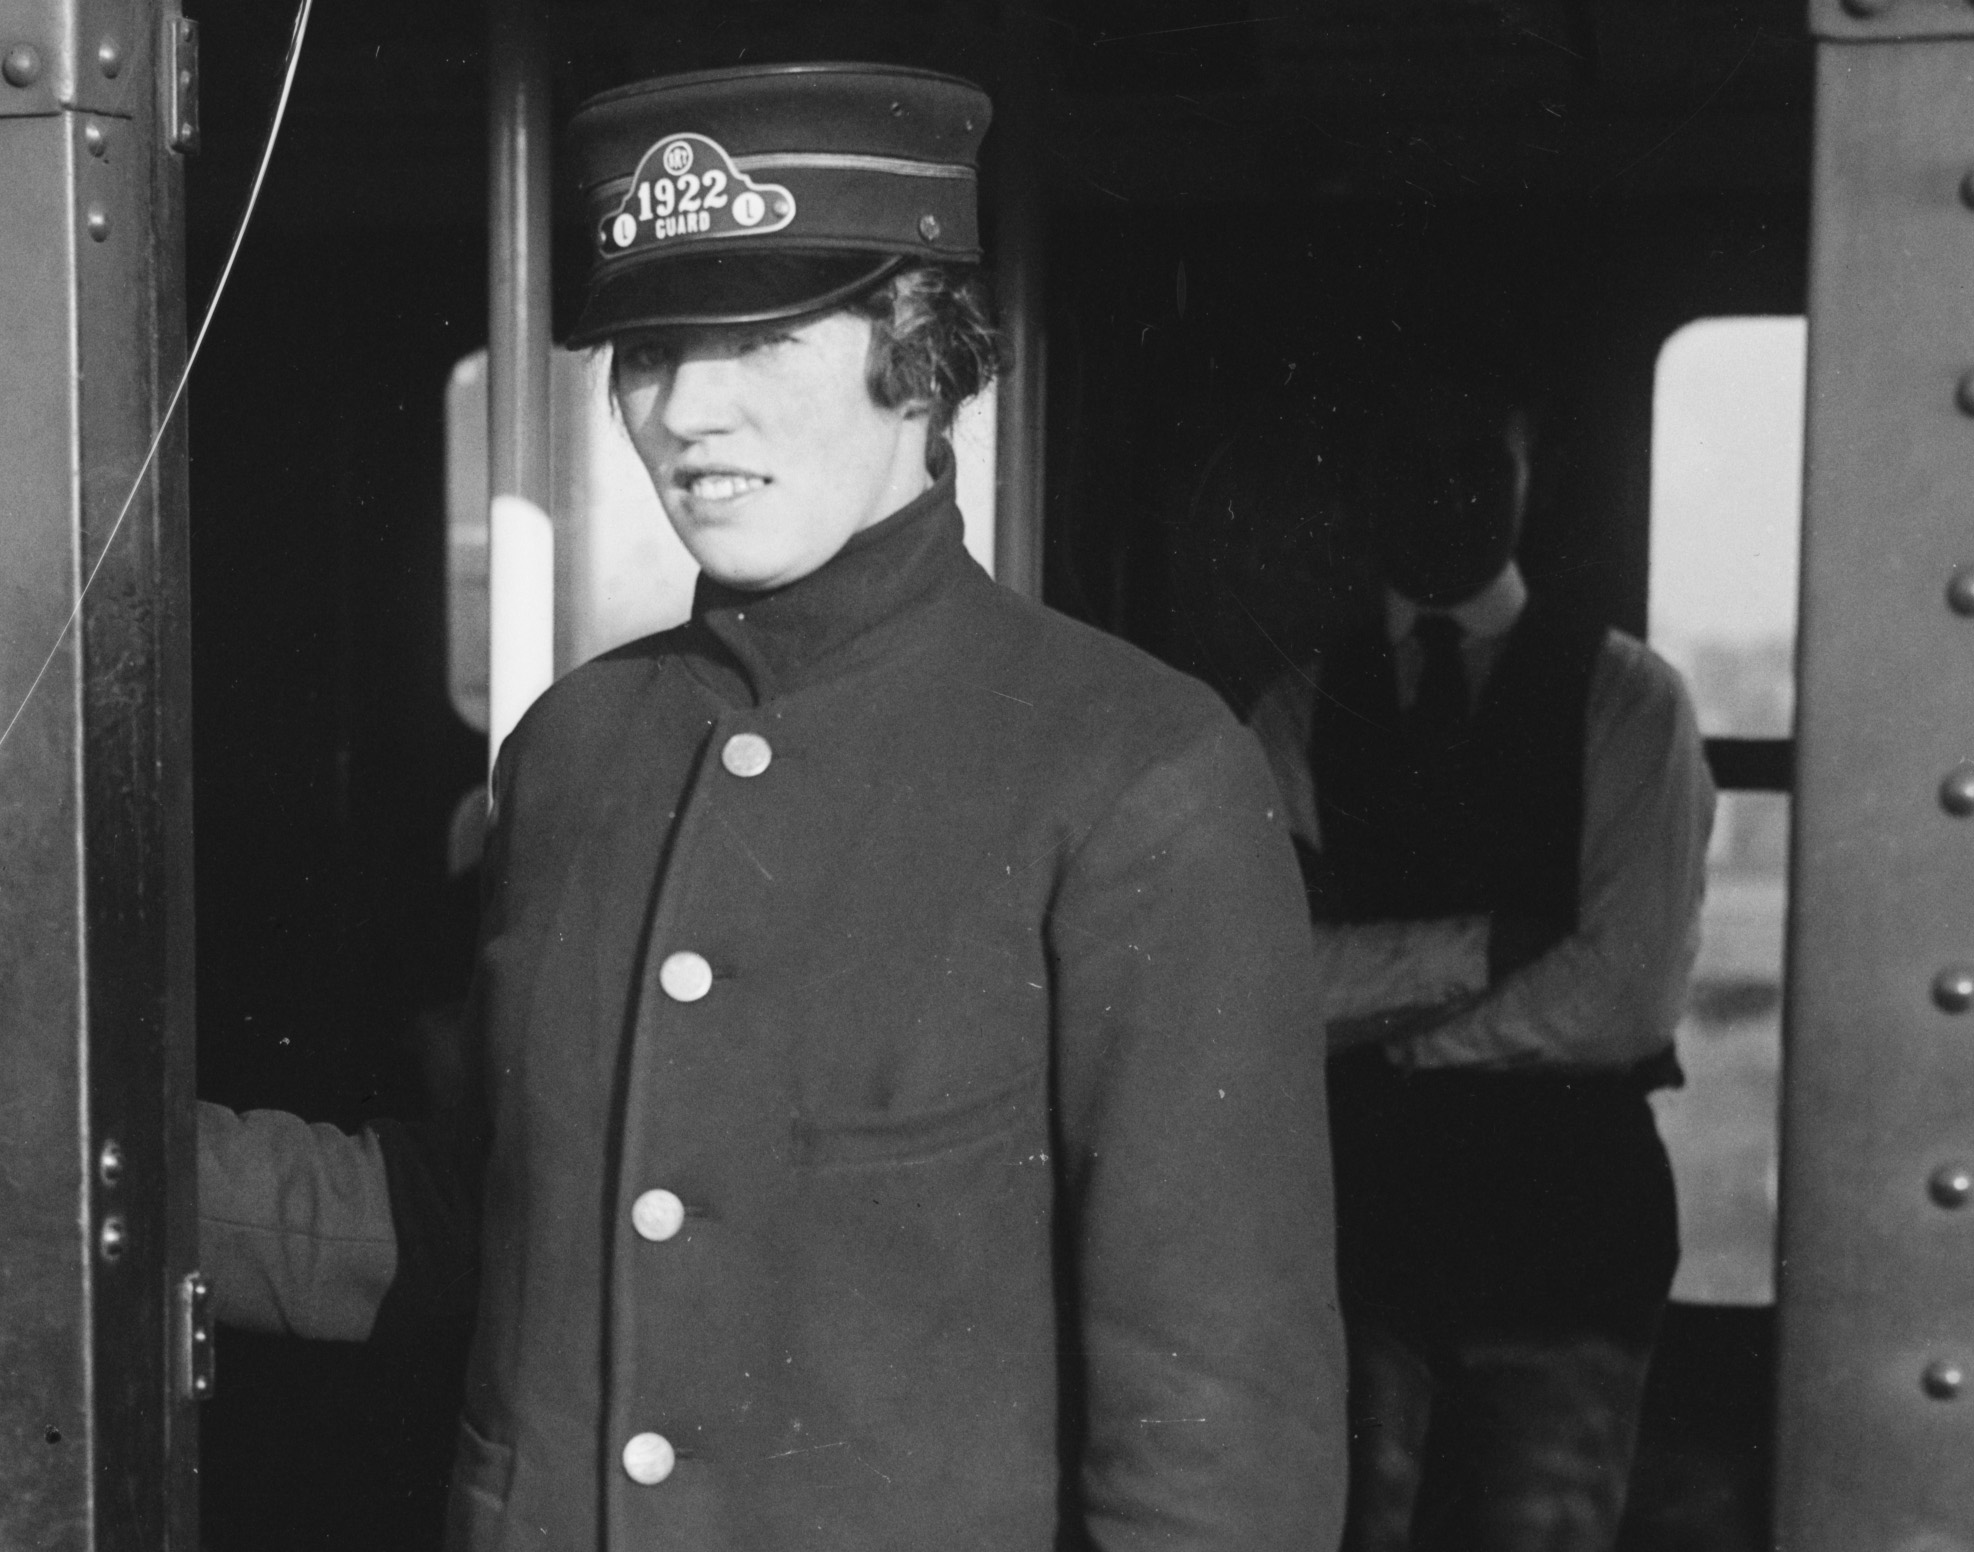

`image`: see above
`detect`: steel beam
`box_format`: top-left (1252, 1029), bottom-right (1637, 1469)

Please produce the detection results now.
top-left (0, 0), bottom-right (197, 1546)
top-left (1778, 23), bottom-right (1974, 1550)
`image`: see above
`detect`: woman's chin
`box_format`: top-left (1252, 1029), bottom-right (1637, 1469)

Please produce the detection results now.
top-left (688, 541), bottom-right (825, 594)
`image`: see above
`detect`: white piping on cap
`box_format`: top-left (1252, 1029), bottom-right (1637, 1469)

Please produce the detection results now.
top-left (731, 151), bottom-right (975, 180)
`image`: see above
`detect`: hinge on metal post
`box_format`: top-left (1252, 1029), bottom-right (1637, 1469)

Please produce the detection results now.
top-left (175, 1272), bottom-right (214, 1401)
top-left (163, 13), bottom-right (196, 153)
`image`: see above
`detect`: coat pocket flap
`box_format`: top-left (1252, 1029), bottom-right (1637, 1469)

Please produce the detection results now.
top-left (792, 1061), bottom-right (1045, 1168)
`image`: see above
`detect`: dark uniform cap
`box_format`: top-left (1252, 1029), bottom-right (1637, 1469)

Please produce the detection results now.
top-left (566, 62), bottom-right (992, 345)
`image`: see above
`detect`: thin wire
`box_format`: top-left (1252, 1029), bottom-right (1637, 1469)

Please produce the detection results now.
top-left (0, 0), bottom-right (316, 758)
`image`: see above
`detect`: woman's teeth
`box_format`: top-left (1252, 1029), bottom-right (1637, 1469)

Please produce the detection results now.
top-left (687, 473), bottom-right (766, 501)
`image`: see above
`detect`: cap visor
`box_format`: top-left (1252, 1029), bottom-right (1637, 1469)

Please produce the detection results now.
top-left (566, 251), bottom-right (904, 344)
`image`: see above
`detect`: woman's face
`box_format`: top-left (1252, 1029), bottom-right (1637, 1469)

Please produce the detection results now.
top-left (612, 310), bottom-right (931, 591)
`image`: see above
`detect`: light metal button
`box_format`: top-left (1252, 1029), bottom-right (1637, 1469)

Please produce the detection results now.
top-left (1943, 764), bottom-right (1974, 818)
top-left (1923, 1360), bottom-right (1966, 1401)
top-left (1930, 1164), bottom-right (1974, 1209)
top-left (622, 1431), bottom-right (676, 1485)
top-left (632, 1188), bottom-right (686, 1242)
top-left (659, 951), bottom-right (713, 1003)
top-left (1934, 966), bottom-right (1974, 1014)
top-left (722, 732), bottom-right (772, 778)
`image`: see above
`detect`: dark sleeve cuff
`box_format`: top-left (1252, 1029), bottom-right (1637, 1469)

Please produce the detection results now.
top-left (366, 1115), bottom-right (481, 1346)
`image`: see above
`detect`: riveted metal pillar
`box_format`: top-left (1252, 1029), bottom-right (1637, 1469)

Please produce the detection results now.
top-left (0, 0), bottom-right (199, 1547)
top-left (1779, 4), bottom-right (1974, 1546)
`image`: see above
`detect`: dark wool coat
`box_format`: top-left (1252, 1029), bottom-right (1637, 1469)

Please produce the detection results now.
top-left (211, 473), bottom-right (1348, 1551)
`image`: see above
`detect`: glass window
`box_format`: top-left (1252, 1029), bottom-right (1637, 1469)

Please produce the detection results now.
top-left (1649, 316), bottom-right (1804, 738)
top-left (1646, 316), bottom-right (1804, 1306)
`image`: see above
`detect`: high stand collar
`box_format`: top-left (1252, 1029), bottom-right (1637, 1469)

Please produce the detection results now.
top-left (687, 454), bottom-right (970, 705)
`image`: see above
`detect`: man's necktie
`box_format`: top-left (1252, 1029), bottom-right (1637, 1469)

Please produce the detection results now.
top-left (1409, 614), bottom-right (1468, 745)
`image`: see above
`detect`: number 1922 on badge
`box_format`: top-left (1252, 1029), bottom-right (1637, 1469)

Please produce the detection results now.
top-left (598, 134), bottom-right (797, 256)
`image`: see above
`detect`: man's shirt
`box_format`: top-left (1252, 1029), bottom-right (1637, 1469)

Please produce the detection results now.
top-left (1247, 562), bottom-right (1716, 1072)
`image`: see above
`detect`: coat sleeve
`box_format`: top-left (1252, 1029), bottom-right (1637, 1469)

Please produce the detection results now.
top-left (197, 1100), bottom-right (398, 1341)
top-left (1048, 714), bottom-right (1348, 1552)
top-left (198, 751), bottom-right (511, 1346)
top-left (196, 1099), bottom-right (483, 1344)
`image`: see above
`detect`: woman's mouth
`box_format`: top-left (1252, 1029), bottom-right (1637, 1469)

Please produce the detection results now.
top-left (675, 469), bottom-right (769, 503)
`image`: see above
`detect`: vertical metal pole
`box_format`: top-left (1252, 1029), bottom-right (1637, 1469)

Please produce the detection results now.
top-left (0, 0), bottom-right (198, 1546)
top-left (487, 0), bottom-right (554, 762)
top-left (993, 0), bottom-right (1047, 601)
top-left (1778, 5), bottom-right (1974, 1546)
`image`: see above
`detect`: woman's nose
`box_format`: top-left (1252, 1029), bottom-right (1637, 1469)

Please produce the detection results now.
top-left (660, 354), bottom-right (741, 440)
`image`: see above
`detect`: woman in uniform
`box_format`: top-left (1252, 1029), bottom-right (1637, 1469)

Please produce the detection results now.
top-left (199, 61), bottom-right (1347, 1551)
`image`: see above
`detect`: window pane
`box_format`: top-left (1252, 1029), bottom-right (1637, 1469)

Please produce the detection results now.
top-left (1649, 315), bottom-right (1804, 738)
top-left (1646, 315), bottom-right (1803, 1306)
top-left (1650, 790), bottom-right (1785, 1305)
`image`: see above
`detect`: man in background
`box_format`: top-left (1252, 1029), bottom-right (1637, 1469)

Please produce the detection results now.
top-left (1249, 371), bottom-right (1714, 1552)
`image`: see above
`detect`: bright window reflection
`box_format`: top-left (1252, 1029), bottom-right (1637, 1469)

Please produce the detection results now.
top-left (1646, 316), bottom-right (1804, 1307)
top-left (1649, 316), bottom-right (1804, 737)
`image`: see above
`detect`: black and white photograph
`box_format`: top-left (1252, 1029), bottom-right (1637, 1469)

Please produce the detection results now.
top-left (0, 1), bottom-right (1958, 1548)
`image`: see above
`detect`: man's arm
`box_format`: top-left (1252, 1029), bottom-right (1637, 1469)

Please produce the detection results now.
top-left (1050, 715), bottom-right (1348, 1551)
top-left (1395, 634), bottom-right (1716, 1071)
top-left (1247, 672), bottom-right (1490, 1045)
top-left (198, 1101), bottom-right (398, 1341)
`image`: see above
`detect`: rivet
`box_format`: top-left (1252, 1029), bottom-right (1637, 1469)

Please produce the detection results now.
top-left (889, 100), bottom-right (903, 116)
top-left (98, 1216), bottom-right (126, 1262)
top-left (1930, 1164), bottom-right (1974, 1208)
top-left (918, 214), bottom-right (942, 242)
top-left (98, 1139), bottom-right (123, 1187)
top-left (2, 43), bottom-right (43, 87)
top-left (97, 38), bottom-right (121, 78)
top-left (83, 122), bottom-right (106, 157)
top-left (1942, 763), bottom-right (1974, 816)
top-left (85, 207), bottom-right (109, 242)
top-left (1923, 1358), bottom-right (1965, 1400)
top-left (1934, 966), bottom-right (1974, 1013)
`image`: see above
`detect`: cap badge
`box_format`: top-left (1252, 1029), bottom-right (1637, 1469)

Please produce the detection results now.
top-left (597, 133), bottom-right (797, 259)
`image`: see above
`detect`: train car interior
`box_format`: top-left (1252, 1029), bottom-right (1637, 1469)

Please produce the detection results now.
top-left (170, 4), bottom-right (1806, 1545)
top-left (26, 0), bottom-right (1957, 1546)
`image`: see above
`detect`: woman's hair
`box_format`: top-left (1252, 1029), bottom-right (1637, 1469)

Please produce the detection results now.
top-left (848, 262), bottom-right (1002, 438)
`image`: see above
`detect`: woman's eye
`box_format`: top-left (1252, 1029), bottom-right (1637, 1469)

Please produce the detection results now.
top-left (617, 342), bottom-right (675, 375)
top-left (738, 331), bottom-right (796, 357)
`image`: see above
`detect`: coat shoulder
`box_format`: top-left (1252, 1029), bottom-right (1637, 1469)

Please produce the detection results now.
top-left (950, 577), bottom-right (1238, 750)
top-left (493, 624), bottom-right (699, 789)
